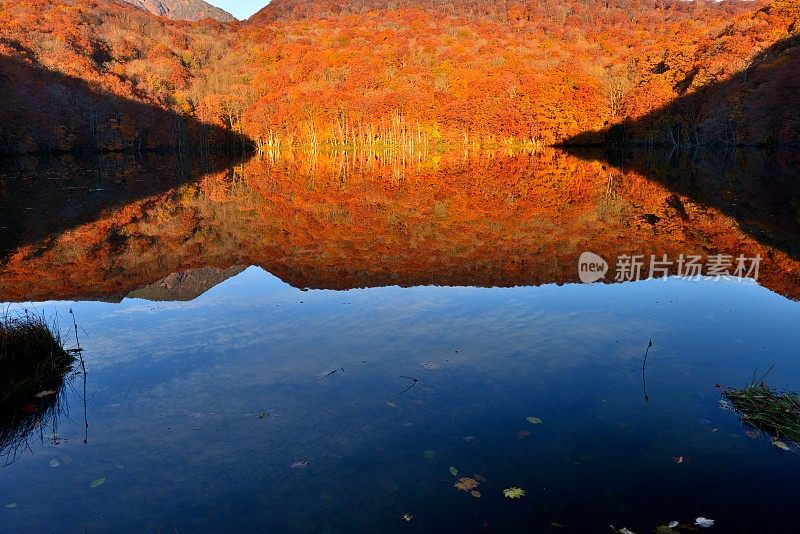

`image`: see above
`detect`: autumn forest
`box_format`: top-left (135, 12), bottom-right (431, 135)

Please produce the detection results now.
top-left (0, 0), bottom-right (798, 154)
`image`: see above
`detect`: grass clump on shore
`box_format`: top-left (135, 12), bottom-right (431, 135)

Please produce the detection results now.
top-left (0, 311), bottom-right (75, 462)
top-left (723, 367), bottom-right (800, 443)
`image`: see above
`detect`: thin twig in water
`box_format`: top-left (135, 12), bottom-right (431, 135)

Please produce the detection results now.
top-left (398, 376), bottom-right (418, 395)
top-left (642, 339), bottom-right (652, 403)
top-left (69, 308), bottom-right (89, 444)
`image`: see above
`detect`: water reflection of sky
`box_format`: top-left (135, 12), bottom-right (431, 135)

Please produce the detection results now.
top-left (2, 267), bottom-right (800, 532)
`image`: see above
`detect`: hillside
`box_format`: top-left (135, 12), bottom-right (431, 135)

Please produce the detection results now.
top-left (123, 0), bottom-right (235, 22)
top-left (0, 0), bottom-right (797, 152)
top-left (0, 0), bottom-right (245, 152)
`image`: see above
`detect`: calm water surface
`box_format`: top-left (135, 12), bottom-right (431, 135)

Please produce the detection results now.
top-left (1, 150), bottom-right (799, 532)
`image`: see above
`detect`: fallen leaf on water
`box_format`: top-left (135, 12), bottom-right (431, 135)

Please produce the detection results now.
top-left (470, 490), bottom-right (481, 498)
top-left (48, 459), bottom-right (60, 468)
top-left (695, 517), bottom-right (715, 527)
top-left (709, 427), bottom-right (719, 433)
top-left (455, 477), bottom-right (478, 492)
top-left (610, 526), bottom-right (636, 534)
top-left (771, 439), bottom-right (790, 451)
top-left (423, 450), bottom-right (436, 460)
top-left (449, 466), bottom-right (458, 477)
top-left (35, 390), bottom-right (56, 398)
top-left (526, 416), bottom-right (543, 425)
top-left (291, 461), bottom-right (309, 469)
top-left (550, 523), bottom-right (563, 528)
top-left (516, 430), bottom-right (531, 439)
top-left (668, 521), bottom-right (679, 528)
top-left (5, 503), bottom-right (17, 508)
top-left (90, 478), bottom-right (106, 488)
top-left (474, 474), bottom-right (487, 483)
top-left (502, 487), bottom-right (525, 499)
top-left (672, 456), bottom-right (685, 464)
top-left (402, 513), bottom-right (413, 522)
top-left (386, 402), bottom-right (398, 408)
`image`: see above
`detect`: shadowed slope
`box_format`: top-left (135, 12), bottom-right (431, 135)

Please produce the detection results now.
top-left (0, 152), bottom-right (246, 260)
top-left (564, 32), bottom-right (800, 148)
top-left (0, 51), bottom-right (251, 154)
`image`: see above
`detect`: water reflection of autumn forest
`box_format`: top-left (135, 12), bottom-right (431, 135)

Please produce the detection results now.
top-left (1, 148), bottom-right (798, 303)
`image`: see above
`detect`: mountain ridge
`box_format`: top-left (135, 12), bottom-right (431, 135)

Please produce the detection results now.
top-left (123, 0), bottom-right (236, 22)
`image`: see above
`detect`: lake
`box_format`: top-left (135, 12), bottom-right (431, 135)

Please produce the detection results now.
top-left (1, 149), bottom-right (800, 532)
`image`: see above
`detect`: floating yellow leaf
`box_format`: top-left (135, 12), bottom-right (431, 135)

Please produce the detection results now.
top-left (470, 490), bottom-right (481, 498)
top-left (503, 487), bottom-right (526, 499)
top-left (526, 416), bottom-right (543, 424)
top-left (90, 477), bottom-right (106, 488)
top-left (772, 439), bottom-right (790, 451)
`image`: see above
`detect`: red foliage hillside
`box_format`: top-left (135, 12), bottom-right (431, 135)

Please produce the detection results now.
top-left (0, 0), bottom-right (797, 152)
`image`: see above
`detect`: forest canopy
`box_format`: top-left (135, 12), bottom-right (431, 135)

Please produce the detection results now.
top-left (0, 0), bottom-right (797, 153)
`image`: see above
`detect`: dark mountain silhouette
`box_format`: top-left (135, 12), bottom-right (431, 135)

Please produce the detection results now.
top-left (123, 0), bottom-right (236, 21)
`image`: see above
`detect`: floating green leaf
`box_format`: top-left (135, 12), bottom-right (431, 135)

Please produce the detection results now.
top-left (449, 466), bottom-right (458, 476)
top-left (90, 478), bottom-right (106, 488)
top-left (503, 487), bottom-right (526, 499)
top-left (526, 416), bottom-right (543, 424)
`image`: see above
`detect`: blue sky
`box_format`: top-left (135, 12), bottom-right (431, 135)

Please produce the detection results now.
top-left (210, 1), bottom-right (267, 20)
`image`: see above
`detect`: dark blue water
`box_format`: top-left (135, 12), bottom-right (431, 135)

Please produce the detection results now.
top-left (2, 268), bottom-right (800, 532)
top-left (2, 150), bottom-right (800, 532)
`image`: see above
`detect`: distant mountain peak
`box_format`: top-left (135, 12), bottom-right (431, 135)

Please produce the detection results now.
top-left (123, 0), bottom-right (236, 22)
